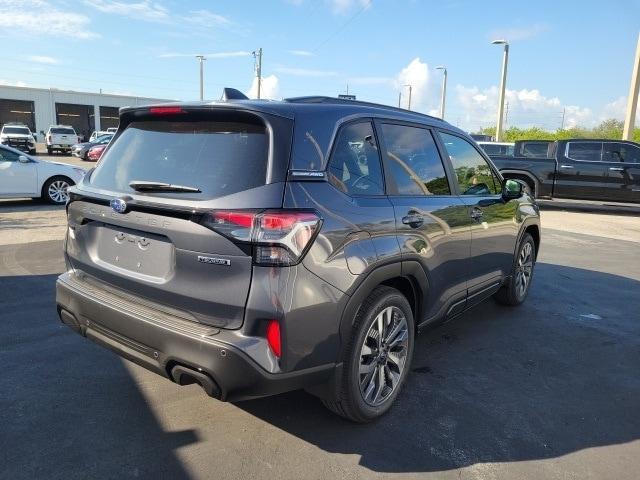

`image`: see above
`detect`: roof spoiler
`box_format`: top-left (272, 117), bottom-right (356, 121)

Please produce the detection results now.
top-left (221, 88), bottom-right (249, 101)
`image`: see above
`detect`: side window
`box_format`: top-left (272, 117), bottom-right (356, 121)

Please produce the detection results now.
top-left (0, 147), bottom-right (20, 162)
top-left (380, 124), bottom-right (451, 196)
top-left (327, 121), bottom-right (384, 196)
top-left (522, 142), bottom-right (550, 158)
top-left (603, 143), bottom-right (640, 163)
top-left (567, 142), bottom-right (602, 161)
top-left (438, 132), bottom-right (501, 195)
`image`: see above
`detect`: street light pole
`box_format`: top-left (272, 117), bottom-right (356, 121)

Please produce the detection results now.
top-left (196, 55), bottom-right (206, 101)
top-left (436, 66), bottom-right (447, 119)
top-left (492, 39), bottom-right (509, 142)
top-left (252, 48), bottom-right (263, 99)
top-left (623, 33), bottom-right (640, 140)
top-left (404, 84), bottom-right (412, 110)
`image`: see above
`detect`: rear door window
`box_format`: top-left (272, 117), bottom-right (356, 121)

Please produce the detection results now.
top-left (51, 128), bottom-right (76, 135)
top-left (567, 142), bottom-right (603, 161)
top-left (89, 119), bottom-right (269, 199)
top-left (438, 132), bottom-right (501, 195)
top-left (380, 124), bottom-right (451, 195)
top-left (327, 121), bottom-right (385, 196)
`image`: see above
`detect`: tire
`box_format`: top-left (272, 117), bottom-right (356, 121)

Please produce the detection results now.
top-left (322, 286), bottom-right (415, 423)
top-left (494, 233), bottom-right (536, 306)
top-left (46, 147), bottom-right (52, 155)
top-left (42, 176), bottom-right (74, 205)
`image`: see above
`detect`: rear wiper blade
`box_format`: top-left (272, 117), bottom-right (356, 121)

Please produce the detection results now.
top-left (129, 180), bottom-right (201, 193)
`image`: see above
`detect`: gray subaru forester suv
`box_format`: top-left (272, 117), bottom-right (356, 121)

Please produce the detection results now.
top-left (56, 89), bottom-right (540, 422)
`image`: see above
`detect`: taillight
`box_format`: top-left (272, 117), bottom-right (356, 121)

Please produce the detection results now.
top-left (266, 320), bottom-right (281, 358)
top-left (201, 210), bottom-right (321, 266)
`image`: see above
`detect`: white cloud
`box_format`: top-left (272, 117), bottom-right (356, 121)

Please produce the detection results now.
top-left (275, 66), bottom-right (339, 77)
top-left (288, 50), bottom-right (314, 57)
top-left (394, 57), bottom-right (429, 110)
top-left (183, 9), bottom-right (232, 27)
top-left (0, 79), bottom-right (28, 87)
top-left (329, 0), bottom-right (371, 15)
top-left (453, 84), bottom-right (597, 131)
top-left (0, 0), bottom-right (97, 39)
top-left (601, 96), bottom-right (627, 120)
top-left (28, 55), bottom-right (59, 64)
top-left (248, 74), bottom-right (280, 100)
top-left (159, 51), bottom-right (250, 59)
top-left (488, 23), bottom-right (549, 42)
top-left (83, 0), bottom-right (168, 22)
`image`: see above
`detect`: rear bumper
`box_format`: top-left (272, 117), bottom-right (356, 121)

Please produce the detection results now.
top-left (56, 272), bottom-right (335, 401)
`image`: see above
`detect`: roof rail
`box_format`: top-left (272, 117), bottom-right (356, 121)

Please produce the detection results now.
top-left (284, 96), bottom-right (442, 121)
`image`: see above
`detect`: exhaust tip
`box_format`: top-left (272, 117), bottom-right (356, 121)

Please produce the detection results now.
top-left (170, 364), bottom-right (221, 399)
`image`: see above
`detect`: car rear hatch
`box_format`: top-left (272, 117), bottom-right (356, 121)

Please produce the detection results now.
top-left (50, 127), bottom-right (77, 145)
top-left (65, 104), bottom-right (294, 329)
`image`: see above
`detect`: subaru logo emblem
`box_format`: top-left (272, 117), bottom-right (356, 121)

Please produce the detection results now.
top-left (110, 198), bottom-right (127, 214)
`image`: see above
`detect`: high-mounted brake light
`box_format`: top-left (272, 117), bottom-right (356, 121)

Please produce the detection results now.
top-left (201, 210), bottom-right (321, 266)
top-left (149, 106), bottom-right (185, 115)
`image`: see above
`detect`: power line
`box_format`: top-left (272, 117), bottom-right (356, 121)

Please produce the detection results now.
top-left (312, 0), bottom-right (372, 52)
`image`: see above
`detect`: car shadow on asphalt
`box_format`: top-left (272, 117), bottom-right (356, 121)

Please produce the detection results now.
top-left (0, 199), bottom-right (64, 213)
top-left (235, 262), bottom-right (640, 473)
top-left (0, 273), bottom-right (198, 479)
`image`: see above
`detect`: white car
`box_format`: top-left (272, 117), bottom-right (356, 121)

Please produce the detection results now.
top-left (0, 144), bottom-right (86, 204)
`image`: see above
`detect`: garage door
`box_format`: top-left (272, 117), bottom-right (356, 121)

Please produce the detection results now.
top-left (99, 106), bottom-right (119, 130)
top-left (56, 103), bottom-right (95, 142)
top-left (0, 99), bottom-right (36, 132)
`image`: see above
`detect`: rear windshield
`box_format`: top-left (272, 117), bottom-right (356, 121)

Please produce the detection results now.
top-left (51, 128), bottom-right (76, 134)
top-left (2, 127), bottom-right (30, 135)
top-left (89, 119), bottom-right (268, 199)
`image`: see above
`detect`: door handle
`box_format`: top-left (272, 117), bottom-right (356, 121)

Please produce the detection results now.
top-left (559, 164), bottom-right (574, 169)
top-left (402, 213), bottom-right (424, 227)
top-left (470, 207), bottom-right (484, 220)
top-left (609, 167), bottom-right (625, 171)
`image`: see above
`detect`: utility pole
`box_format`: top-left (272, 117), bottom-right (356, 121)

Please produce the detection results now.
top-left (253, 48), bottom-right (263, 99)
top-left (492, 39), bottom-right (509, 142)
top-left (404, 84), bottom-right (412, 110)
top-left (196, 55), bottom-right (206, 101)
top-left (560, 107), bottom-right (566, 130)
top-left (623, 33), bottom-right (640, 140)
top-left (398, 91), bottom-right (402, 108)
top-left (436, 66), bottom-right (447, 119)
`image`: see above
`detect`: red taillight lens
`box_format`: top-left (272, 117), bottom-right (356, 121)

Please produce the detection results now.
top-left (266, 320), bottom-right (281, 358)
top-left (201, 210), bottom-right (321, 266)
top-left (149, 106), bottom-right (184, 115)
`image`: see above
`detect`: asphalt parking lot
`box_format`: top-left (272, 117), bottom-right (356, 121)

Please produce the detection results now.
top-left (1, 200), bottom-right (639, 480)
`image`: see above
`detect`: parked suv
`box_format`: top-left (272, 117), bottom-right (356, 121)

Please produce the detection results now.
top-left (56, 91), bottom-right (540, 422)
top-left (46, 125), bottom-right (78, 154)
top-left (0, 123), bottom-right (36, 154)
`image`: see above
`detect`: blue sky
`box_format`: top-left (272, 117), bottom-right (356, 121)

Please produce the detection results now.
top-left (1, 0), bottom-right (639, 131)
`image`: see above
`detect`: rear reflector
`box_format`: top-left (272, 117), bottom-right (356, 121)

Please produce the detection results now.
top-left (149, 106), bottom-right (185, 115)
top-left (266, 320), bottom-right (281, 358)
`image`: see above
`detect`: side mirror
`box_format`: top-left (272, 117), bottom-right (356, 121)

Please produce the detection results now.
top-left (18, 155), bottom-right (30, 164)
top-left (502, 178), bottom-right (523, 200)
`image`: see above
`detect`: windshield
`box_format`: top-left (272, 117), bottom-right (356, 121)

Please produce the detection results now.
top-left (2, 127), bottom-right (30, 135)
top-left (89, 119), bottom-right (269, 199)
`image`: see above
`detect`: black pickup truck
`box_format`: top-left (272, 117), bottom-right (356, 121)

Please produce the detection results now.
top-left (489, 139), bottom-right (640, 203)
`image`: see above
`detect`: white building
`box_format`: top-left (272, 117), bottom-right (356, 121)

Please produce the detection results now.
top-left (0, 85), bottom-right (173, 141)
